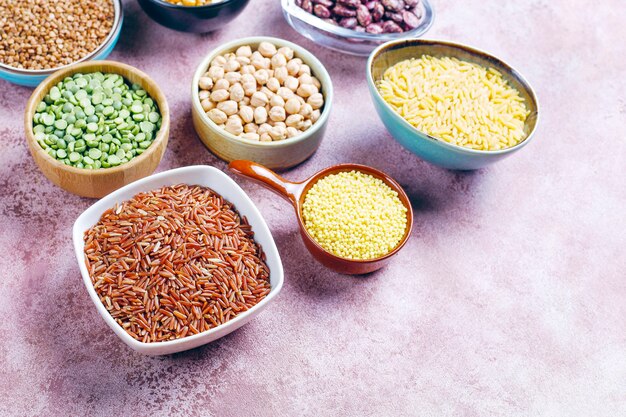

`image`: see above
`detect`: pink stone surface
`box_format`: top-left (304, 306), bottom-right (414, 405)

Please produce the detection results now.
top-left (1, 0), bottom-right (625, 415)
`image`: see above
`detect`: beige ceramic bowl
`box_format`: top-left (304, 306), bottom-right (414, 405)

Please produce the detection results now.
top-left (191, 36), bottom-right (333, 170)
top-left (24, 60), bottom-right (170, 198)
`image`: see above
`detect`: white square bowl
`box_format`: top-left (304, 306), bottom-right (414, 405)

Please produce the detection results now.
top-left (72, 165), bottom-right (284, 355)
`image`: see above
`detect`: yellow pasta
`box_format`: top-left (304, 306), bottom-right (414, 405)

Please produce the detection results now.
top-left (378, 55), bottom-right (530, 151)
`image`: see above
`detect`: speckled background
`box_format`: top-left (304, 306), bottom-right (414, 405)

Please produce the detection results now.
top-left (1, 0), bottom-right (625, 416)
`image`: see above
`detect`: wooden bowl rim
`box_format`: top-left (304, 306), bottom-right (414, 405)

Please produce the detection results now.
top-left (24, 60), bottom-right (170, 178)
top-left (191, 36), bottom-right (334, 148)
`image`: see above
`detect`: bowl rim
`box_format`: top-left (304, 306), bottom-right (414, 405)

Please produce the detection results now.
top-left (366, 38), bottom-right (540, 156)
top-left (191, 35), bottom-right (334, 148)
top-left (72, 165), bottom-right (285, 352)
top-left (0, 0), bottom-right (123, 75)
top-left (148, 0), bottom-right (240, 10)
top-left (295, 163), bottom-right (414, 265)
top-left (281, 0), bottom-right (435, 43)
top-left (24, 60), bottom-right (170, 178)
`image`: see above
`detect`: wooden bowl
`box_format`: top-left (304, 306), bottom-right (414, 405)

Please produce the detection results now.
top-left (24, 60), bottom-right (170, 198)
top-left (229, 160), bottom-right (413, 275)
top-left (192, 36), bottom-right (333, 170)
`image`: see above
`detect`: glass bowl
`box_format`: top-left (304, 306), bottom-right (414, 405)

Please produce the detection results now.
top-left (281, 0), bottom-right (434, 56)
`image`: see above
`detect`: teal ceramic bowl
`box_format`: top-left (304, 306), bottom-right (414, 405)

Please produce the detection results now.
top-left (367, 39), bottom-right (539, 170)
top-left (0, 0), bottom-right (123, 88)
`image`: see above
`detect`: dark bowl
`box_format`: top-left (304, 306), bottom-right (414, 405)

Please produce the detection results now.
top-left (137, 0), bottom-right (250, 33)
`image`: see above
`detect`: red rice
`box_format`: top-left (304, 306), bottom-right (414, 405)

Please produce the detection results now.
top-left (84, 184), bottom-right (271, 343)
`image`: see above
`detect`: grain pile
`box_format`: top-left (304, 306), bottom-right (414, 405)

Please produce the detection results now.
top-left (84, 184), bottom-right (271, 343)
top-left (378, 55), bottom-right (530, 151)
top-left (302, 171), bottom-right (407, 260)
top-left (0, 0), bottom-right (115, 70)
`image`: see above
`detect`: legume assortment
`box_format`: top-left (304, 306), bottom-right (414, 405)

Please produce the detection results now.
top-left (296, 0), bottom-right (424, 34)
top-left (378, 55), bottom-right (530, 151)
top-left (302, 171), bottom-right (408, 260)
top-left (33, 72), bottom-right (162, 169)
top-left (84, 184), bottom-right (271, 343)
top-left (0, 0), bottom-right (115, 70)
top-left (198, 42), bottom-right (325, 142)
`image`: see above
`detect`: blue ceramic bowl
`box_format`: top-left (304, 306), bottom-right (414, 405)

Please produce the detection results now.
top-left (367, 39), bottom-right (539, 170)
top-left (0, 0), bottom-right (123, 88)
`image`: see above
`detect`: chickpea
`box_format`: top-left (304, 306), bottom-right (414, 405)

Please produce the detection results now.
top-left (267, 77), bottom-right (281, 93)
top-left (208, 65), bottom-right (225, 81)
top-left (200, 42), bottom-right (325, 144)
top-left (224, 71), bottom-right (242, 84)
top-left (271, 53), bottom-right (287, 69)
top-left (298, 64), bottom-right (311, 76)
top-left (239, 105), bottom-right (254, 123)
top-left (198, 77), bottom-right (213, 90)
top-left (297, 84), bottom-right (317, 98)
top-left (218, 100), bottom-right (238, 116)
top-left (199, 90), bottom-right (210, 100)
top-left (298, 119), bottom-right (313, 131)
top-left (307, 93), bottom-right (324, 109)
top-left (269, 106), bottom-right (286, 122)
top-left (258, 123), bottom-right (272, 134)
top-left (254, 106), bottom-right (268, 124)
top-left (286, 127), bottom-right (301, 138)
top-left (286, 60), bottom-right (300, 77)
top-left (277, 46), bottom-right (294, 60)
top-left (225, 115), bottom-right (243, 135)
top-left (211, 55), bottom-right (227, 67)
top-left (225, 59), bottom-right (240, 72)
top-left (284, 98), bottom-right (301, 115)
top-left (207, 108), bottom-right (227, 125)
top-left (229, 83), bottom-right (244, 102)
top-left (210, 89), bottom-right (229, 102)
top-left (269, 125), bottom-right (287, 141)
top-left (285, 114), bottom-right (304, 127)
top-left (236, 45), bottom-right (252, 57)
top-left (243, 82), bottom-right (256, 97)
top-left (244, 123), bottom-right (258, 133)
top-left (298, 73), bottom-right (313, 85)
top-left (274, 66), bottom-right (289, 84)
top-left (241, 65), bottom-right (256, 75)
top-left (250, 91), bottom-right (269, 108)
top-left (241, 132), bottom-right (260, 141)
top-left (258, 41), bottom-right (277, 57)
top-left (214, 78), bottom-right (230, 91)
top-left (201, 98), bottom-right (215, 112)
top-left (236, 56), bottom-right (251, 66)
top-left (260, 86), bottom-right (275, 99)
top-left (298, 103), bottom-right (313, 117)
top-left (254, 69), bottom-right (270, 85)
top-left (284, 76), bottom-right (299, 92)
top-left (277, 87), bottom-right (295, 100)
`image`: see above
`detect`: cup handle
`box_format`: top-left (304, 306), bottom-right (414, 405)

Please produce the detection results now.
top-left (228, 160), bottom-right (304, 206)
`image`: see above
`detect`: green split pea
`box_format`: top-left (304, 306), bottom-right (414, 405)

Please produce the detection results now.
top-left (32, 72), bottom-right (162, 170)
